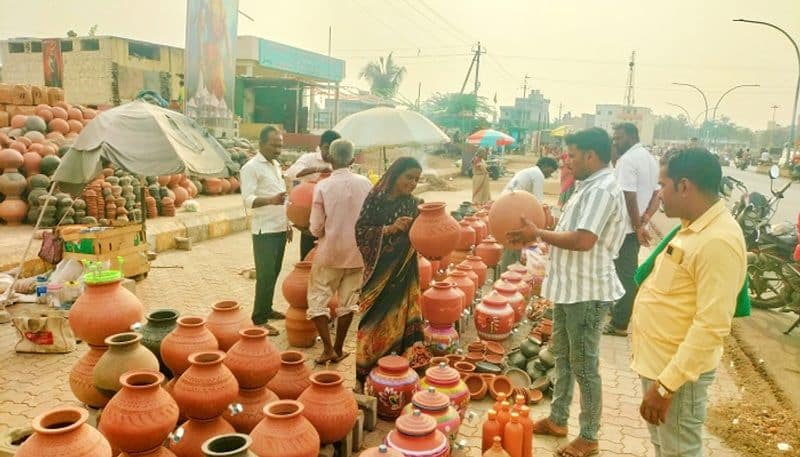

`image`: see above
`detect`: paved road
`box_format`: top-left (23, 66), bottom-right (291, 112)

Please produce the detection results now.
top-left (720, 166), bottom-right (798, 226)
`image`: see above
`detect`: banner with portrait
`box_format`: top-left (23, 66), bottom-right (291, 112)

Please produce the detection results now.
top-left (42, 39), bottom-right (64, 88)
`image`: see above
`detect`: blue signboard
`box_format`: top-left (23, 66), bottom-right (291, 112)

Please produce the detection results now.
top-left (258, 38), bottom-right (345, 82)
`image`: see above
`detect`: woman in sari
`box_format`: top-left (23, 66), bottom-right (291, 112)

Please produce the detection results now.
top-left (558, 149), bottom-right (575, 207)
top-left (472, 149), bottom-right (492, 204)
top-left (355, 157), bottom-right (425, 388)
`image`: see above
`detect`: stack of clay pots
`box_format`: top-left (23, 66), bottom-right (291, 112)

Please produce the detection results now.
top-left (419, 361), bottom-right (470, 419)
top-left (161, 197), bottom-right (175, 217)
top-left (0, 148), bottom-right (28, 225)
top-left (420, 281), bottom-right (464, 356)
top-left (281, 261), bottom-right (317, 348)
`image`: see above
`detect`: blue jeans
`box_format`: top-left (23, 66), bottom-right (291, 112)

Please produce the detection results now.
top-left (549, 301), bottom-right (610, 441)
top-left (640, 371), bottom-right (715, 457)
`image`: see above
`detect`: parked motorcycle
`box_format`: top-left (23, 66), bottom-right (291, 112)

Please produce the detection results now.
top-left (722, 165), bottom-right (792, 249)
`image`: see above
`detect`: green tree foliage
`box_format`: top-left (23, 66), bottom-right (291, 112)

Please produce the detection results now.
top-left (359, 53), bottom-right (407, 99)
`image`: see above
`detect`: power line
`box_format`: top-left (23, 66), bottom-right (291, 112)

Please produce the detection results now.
top-left (350, 0), bottom-right (421, 50)
top-left (396, 0), bottom-right (467, 47)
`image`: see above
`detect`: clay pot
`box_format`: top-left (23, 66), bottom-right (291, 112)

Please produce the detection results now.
top-left (418, 256), bottom-right (433, 291)
top-left (219, 178), bottom-right (231, 194)
top-left (266, 351), bottom-right (312, 400)
top-left (138, 309), bottom-right (180, 378)
top-left (474, 237), bottom-right (503, 267)
top-left (228, 177), bottom-right (240, 193)
top-left (422, 323), bottom-right (459, 356)
top-left (93, 332), bottom-right (159, 398)
top-left (201, 433), bottom-right (255, 457)
top-left (493, 280), bottom-right (526, 323)
top-left (171, 186), bottom-right (189, 207)
top-left (464, 374), bottom-right (488, 401)
top-left (455, 219), bottom-right (476, 251)
top-left (223, 327), bottom-right (280, 389)
top-left (445, 270), bottom-right (475, 310)
top-left (454, 361), bottom-right (476, 378)
top-left (365, 355), bottom-right (420, 420)
top-left (205, 301), bottom-right (253, 351)
top-left (284, 306), bottom-right (317, 348)
top-left (286, 181), bottom-right (315, 229)
top-left (21, 151), bottom-right (41, 175)
top-left (444, 354), bottom-right (465, 367)
top-left (223, 387), bottom-right (278, 434)
top-left (202, 178), bottom-right (221, 195)
top-left (359, 445), bottom-right (404, 457)
top-left (15, 407), bottom-right (112, 457)
top-left (408, 202), bottom-right (460, 260)
top-left (474, 291), bottom-right (515, 341)
top-left (119, 447), bottom-right (177, 457)
top-left (297, 371), bottom-right (358, 444)
top-left (168, 417), bottom-right (235, 457)
top-left (69, 344), bottom-right (109, 408)
top-left (488, 190), bottom-right (545, 245)
top-left (420, 281), bottom-right (464, 326)
top-left (465, 351), bottom-right (484, 364)
top-left (385, 410), bottom-right (449, 457)
top-left (401, 387), bottom-right (461, 440)
top-left (0, 197), bottom-right (27, 224)
top-left (454, 263), bottom-right (480, 293)
top-left (173, 351), bottom-right (238, 420)
top-left (419, 362), bottom-right (470, 418)
top-left (98, 371), bottom-right (179, 455)
top-left (0, 148), bottom-right (24, 171)
top-left (160, 316), bottom-right (219, 377)
top-left (69, 277), bottom-right (145, 346)
top-left (445, 249), bottom-right (471, 269)
top-left (489, 375), bottom-right (514, 400)
top-left (464, 215), bottom-right (488, 241)
top-left (499, 270), bottom-right (532, 299)
top-left (250, 401), bottom-right (320, 457)
top-left (281, 262), bottom-right (312, 308)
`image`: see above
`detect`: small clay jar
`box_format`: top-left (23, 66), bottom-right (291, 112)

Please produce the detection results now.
top-left (201, 433), bottom-right (256, 457)
top-left (250, 401), bottom-right (320, 457)
top-left (15, 407), bottom-right (112, 457)
top-left (223, 327), bottom-right (280, 389)
top-left (297, 371), bottom-right (358, 444)
top-left (205, 301), bottom-right (253, 351)
top-left (93, 332), bottom-right (159, 398)
top-left (266, 351), bottom-right (312, 400)
top-left (160, 316), bottom-right (219, 377)
top-left (172, 351), bottom-right (239, 420)
top-left (365, 355), bottom-right (420, 420)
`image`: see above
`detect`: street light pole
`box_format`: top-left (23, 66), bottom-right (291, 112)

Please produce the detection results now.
top-left (710, 84), bottom-right (760, 149)
top-left (673, 82), bottom-right (710, 143)
top-left (666, 102), bottom-right (696, 140)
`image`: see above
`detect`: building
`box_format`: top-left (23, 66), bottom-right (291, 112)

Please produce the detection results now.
top-left (313, 90), bottom-right (390, 129)
top-left (560, 112), bottom-right (596, 132)
top-left (0, 35), bottom-right (183, 107)
top-left (498, 90), bottom-right (551, 142)
top-left (594, 104), bottom-right (655, 145)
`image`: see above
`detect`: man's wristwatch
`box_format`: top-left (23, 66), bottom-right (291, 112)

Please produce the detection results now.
top-left (656, 381), bottom-right (673, 399)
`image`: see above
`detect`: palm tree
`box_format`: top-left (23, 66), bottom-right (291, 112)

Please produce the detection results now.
top-left (359, 53), bottom-right (407, 99)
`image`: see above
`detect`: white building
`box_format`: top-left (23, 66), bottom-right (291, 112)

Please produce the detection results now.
top-left (594, 104), bottom-right (655, 145)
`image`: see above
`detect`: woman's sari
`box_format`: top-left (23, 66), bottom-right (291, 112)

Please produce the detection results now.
top-left (472, 156), bottom-right (491, 204)
top-left (355, 186), bottom-right (424, 382)
top-left (558, 151), bottom-right (576, 207)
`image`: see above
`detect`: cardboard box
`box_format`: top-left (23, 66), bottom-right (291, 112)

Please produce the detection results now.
top-left (10, 84), bottom-right (33, 105)
top-left (31, 85), bottom-right (46, 106)
top-left (0, 111), bottom-right (8, 128)
top-left (0, 83), bottom-right (13, 105)
top-left (4, 105), bottom-right (37, 118)
top-left (46, 87), bottom-right (65, 106)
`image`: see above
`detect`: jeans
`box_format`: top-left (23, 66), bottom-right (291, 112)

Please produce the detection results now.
top-left (610, 233), bottom-right (640, 330)
top-left (640, 370), bottom-right (715, 457)
top-left (300, 231), bottom-right (317, 261)
top-left (499, 248), bottom-right (521, 272)
top-left (252, 231), bottom-right (287, 324)
top-left (549, 300), bottom-right (610, 441)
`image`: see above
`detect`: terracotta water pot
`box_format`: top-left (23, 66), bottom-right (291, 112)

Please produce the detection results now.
top-left (454, 263), bottom-right (480, 293)
top-left (455, 219), bottom-right (476, 251)
top-left (365, 355), bottom-right (420, 420)
top-left (465, 215), bottom-right (488, 241)
top-left (250, 401), bottom-right (320, 457)
top-left (284, 306), bottom-right (317, 348)
top-left (223, 327), bottom-right (280, 389)
top-left (419, 362), bottom-right (470, 418)
top-left (69, 344), bottom-right (109, 408)
top-left (446, 249), bottom-right (471, 269)
top-left (297, 371), bottom-right (358, 444)
top-left (422, 323), bottom-right (459, 356)
top-left (200, 433), bottom-right (255, 457)
top-left (15, 406), bottom-right (112, 457)
top-left (168, 417), bottom-right (235, 457)
top-left (119, 447), bottom-right (177, 457)
top-left (489, 375), bottom-right (514, 400)
top-left (420, 281), bottom-right (463, 326)
top-left (408, 202), bottom-right (460, 260)
top-left (474, 237), bottom-right (503, 267)
top-left (474, 291), bottom-right (515, 341)
top-left (445, 270), bottom-right (475, 310)
top-left (488, 190), bottom-right (545, 245)
top-left (281, 262), bottom-right (312, 308)
top-left (69, 277), bottom-right (145, 346)
top-left (464, 373), bottom-right (488, 401)
top-left (203, 178), bottom-right (222, 195)
top-left (385, 410), bottom-right (449, 457)
top-left (266, 351), bottom-right (312, 400)
top-left (223, 387), bottom-right (278, 434)
top-left (499, 270), bottom-right (532, 299)
top-left (286, 181), bottom-right (315, 229)
top-left (359, 445), bottom-right (404, 457)
top-left (98, 371), bottom-right (179, 455)
top-left (205, 301), bottom-right (253, 351)
top-left (173, 351), bottom-right (238, 420)
top-left (137, 309), bottom-right (180, 378)
top-left (401, 387), bottom-right (461, 440)
top-left (93, 332), bottom-right (159, 398)
top-left (461, 255), bottom-right (488, 287)
top-left (418, 256), bottom-right (433, 291)
top-left (493, 280), bottom-right (526, 323)
top-left (160, 316), bottom-right (219, 377)
top-left (219, 178), bottom-right (231, 194)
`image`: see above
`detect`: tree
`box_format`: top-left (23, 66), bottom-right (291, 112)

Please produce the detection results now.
top-left (359, 53), bottom-right (406, 99)
top-left (654, 114), bottom-right (692, 140)
top-left (422, 92), bottom-right (495, 133)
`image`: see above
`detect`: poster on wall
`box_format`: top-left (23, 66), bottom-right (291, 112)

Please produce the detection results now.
top-left (42, 39), bottom-right (64, 88)
top-left (184, 0), bottom-right (238, 132)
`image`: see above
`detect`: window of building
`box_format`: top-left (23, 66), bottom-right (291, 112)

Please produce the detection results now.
top-left (61, 40), bottom-right (74, 52)
top-left (128, 41), bottom-right (160, 60)
top-left (80, 39), bottom-right (99, 51)
top-left (8, 42), bottom-right (25, 53)
top-left (30, 41), bottom-right (42, 53)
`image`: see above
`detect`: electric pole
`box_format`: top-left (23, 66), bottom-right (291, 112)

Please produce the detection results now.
top-left (557, 102), bottom-right (563, 122)
top-left (770, 104), bottom-right (780, 122)
top-left (416, 82), bottom-right (422, 111)
top-left (473, 42), bottom-right (483, 95)
top-left (522, 74), bottom-right (531, 98)
top-left (624, 50), bottom-right (636, 107)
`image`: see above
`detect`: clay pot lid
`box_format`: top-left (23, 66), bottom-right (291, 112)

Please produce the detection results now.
top-left (424, 362), bottom-right (461, 385)
top-left (395, 409), bottom-right (437, 436)
top-left (493, 280), bottom-right (519, 295)
top-left (360, 445), bottom-right (404, 457)
top-left (32, 406), bottom-right (89, 435)
top-left (377, 355), bottom-right (410, 373)
top-left (411, 387), bottom-right (449, 411)
top-left (310, 370), bottom-right (344, 387)
top-left (481, 291), bottom-right (509, 307)
top-left (500, 270), bottom-right (523, 283)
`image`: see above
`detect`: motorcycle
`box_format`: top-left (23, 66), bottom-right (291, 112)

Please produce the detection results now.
top-left (734, 157), bottom-right (749, 170)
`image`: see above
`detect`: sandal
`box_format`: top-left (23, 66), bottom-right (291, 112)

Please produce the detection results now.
top-left (257, 322), bottom-right (280, 336)
top-left (558, 437), bottom-right (598, 457)
top-left (602, 323), bottom-right (627, 337)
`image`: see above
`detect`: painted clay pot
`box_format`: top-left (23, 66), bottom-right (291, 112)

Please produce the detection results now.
top-left (285, 305), bottom-right (317, 348)
top-left (172, 351), bottom-right (238, 420)
top-left (266, 351), bottom-right (312, 400)
top-left (420, 281), bottom-right (463, 326)
top-left (493, 280), bottom-right (526, 323)
top-left (98, 371), bottom-right (179, 455)
top-left (474, 291), bottom-right (515, 341)
top-left (385, 410), bottom-right (449, 457)
top-left (454, 263), bottom-right (480, 293)
top-left (360, 445), bottom-right (404, 457)
top-left (499, 270), bottom-right (532, 299)
top-left (15, 406), bottom-right (112, 457)
top-left (297, 371), bottom-right (358, 444)
top-left (508, 264), bottom-right (534, 286)
top-left (69, 277), bottom-right (145, 346)
top-left (119, 447), bottom-right (177, 457)
top-left (464, 373), bottom-right (488, 401)
top-left (401, 387), bottom-right (461, 440)
top-left (464, 215), bottom-right (488, 242)
top-left (137, 309), bottom-right (180, 378)
top-left (205, 301), bottom-right (253, 351)
top-left (474, 237), bottom-right (503, 267)
top-left (281, 262), bottom-right (312, 308)
top-left (160, 316), bottom-right (219, 377)
top-left (223, 387), bottom-right (278, 434)
top-left (201, 433), bottom-right (255, 457)
top-left (365, 355), bottom-right (420, 419)
top-left (69, 344), bottom-right (109, 408)
top-left (445, 270), bottom-right (475, 310)
top-left (419, 362), bottom-right (470, 418)
top-left (461, 255), bottom-right (488, 287)
top-left (168, 417), bottom-right (235, 457)
top-left (488, 190), bottom-right (545, 245)
top-left (286, 181), bottom-right (315, 229)
top-left (250, 401), bottom-right (320, 457)
top-left (408, 202), bottom-right (460, 260)
top-left (93, 332), bottom-right (159, 398)
top-left (455, 219), bottom-right (476, 251)
top-left (223, 327), bottom-right (280, 389)
top-left (422, 323), bottom-right (459, 356)
top-left (418, 256), bottom-right (433, 291)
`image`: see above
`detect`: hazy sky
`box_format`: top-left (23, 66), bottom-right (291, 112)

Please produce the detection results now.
top-left (1, 0), bottom-right (798, 130)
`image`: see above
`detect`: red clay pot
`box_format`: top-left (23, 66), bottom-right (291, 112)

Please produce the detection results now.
top-left (420, 281), bottom-right (464, 326)
top-left (223, 327), bottom-right (280, 389)
top-left (223, 386), bottom-right (278, 434)
top-left (168, 416), bottom-right (235, 457)
top-left (419, 362), bottom-right (470, 418)
top-left (455, 219), bottom-right (477, 251)
top-left (205, 300), bottom-right (253, 351)
top-left (15, 406), bottom-right (112, 457)
top-left (285, 305), bottom-right (317, 348)
top-left (418, 256), bottom-right (433, 291)
top-left (281, 262), bottom-right (312, 308)
top-left (286, 181), bottom-right (315, 229)
top-left (365, 355), bottom-right (420, 420)
top-left (401, 387), bottom-right (461, 440)
top-left (474, 291), bottom-right (515, 341)
top-left (498, 270), bottom-right (532, 299)
top-left (488, 190), bottom-right (545, 245)
top-left (454, 263), bottom-right (480, 293)
top-left (465, 215), bottom-right (488, 242)
top-left (297, 371), bottom-right (358, 444)
top-left (266, 351), bottom-right (312, 400)
top-left (250, 401), bottom-right (320, 457)
top-left (160, 316), bottom-right (219, 377)
top-left (69, 344), bottom-right (109, 408)
top-left (445, 270), bottom-right (475, 310)
top-left (474, 236), bottom-right (503, 267)
top-left (409, 202), bottom-right (460, 260)
top-left (68, 277), bottom-right (145, 347)
top-left (493, 280), bottom-right (526, 323)
top-left (172, 351), bottom-right (238, 420)
top-left (385, 410), bottom-right (449, 457)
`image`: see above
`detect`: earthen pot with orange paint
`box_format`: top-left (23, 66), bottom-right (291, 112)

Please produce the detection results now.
top-left (464, 215), bottom-right (488, 242)
top-left (119, 446), bottom-right (176, 457)
top-left (168, 416), bottom-right (235, 457)
top-left (172, 351), bottom-right (238, 420)
top-left (266, 351), bottom-right (312, 400)
top-left (205, 300), bottom-right (253, 351)
top-left (474, 236), bottom-right (503, 267)
top-left (461, 255), bottom-right (488, 286)
top-left (455, 219), bottom-right (477, 251)
top-left (385, 410), bottom-right (449, 457)
top-left (408, 202), bottom-right (460, 260)
top-left (493, 280), bottom-right (526, 323)
top-left (160, 316), bottom-right (219, 377)
top-left (223, 386), bottom-right (278, 434)
top-left (297, 371), bottom-right (358, 444)
top-left (445, 270), bottom-right (475, 310)
top-left (474, 291), bottom-right (515, 341)
top-left (488, 190), bottom-right (545, 245)
top-left (223, 327), bottom-right (280, 389)
top-left (420, 281), bottom-right (464, 326)
top-left (250, 401), bottom-right (320, 457)
top-left (68, 276), bottom-right (145, 346)
top-left (418, 256), bottom-right (433, 291)
top-left (454, 263), bottom-right (480, 293)
top-left (281, 261), bottom-right (312, 308)
top-left (15, 407), bottom-right (112, 457)
top-left (69, 344), bottom-right (109, 408)
top-left (286, 181), bottom-right (315, 229)
top-left (285, 305), bottom-right (317, 348)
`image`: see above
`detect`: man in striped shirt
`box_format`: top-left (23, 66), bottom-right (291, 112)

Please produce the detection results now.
top-left (508, 127), bottom-right (627, 457)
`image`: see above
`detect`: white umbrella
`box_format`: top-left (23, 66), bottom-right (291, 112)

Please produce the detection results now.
top-left (334, 106), bottom-right (450, 149)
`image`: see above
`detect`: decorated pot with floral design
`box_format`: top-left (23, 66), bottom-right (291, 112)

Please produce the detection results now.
top-left (385, 409), bottom-right (449, 457)
top-left (419, 362), bottom-right (470, 418)
top-left (474, 291), bottom-right (515, 341)
top-left (422, 323), bottom-right (459, 356)
top-left (365, 355), bottom-right (420, 420)
top-left (402, 387), bottom-right (461, 441)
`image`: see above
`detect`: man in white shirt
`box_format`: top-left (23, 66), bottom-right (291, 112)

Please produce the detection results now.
top-left (239, 125), bottom-right (293, 336)
top-left (606, 123), bottom-right (660, 336)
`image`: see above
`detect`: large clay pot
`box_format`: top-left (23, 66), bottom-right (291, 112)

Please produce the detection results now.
top-left (498, 270), bottom-right (532, 299)
top-left (281, 262), bottom-right (312, 308)
top-left (169, 417), bottom-right (235, 457)
top-left (488, 190), bottom-right (545, 245)
top-left (444, 270), bottom-right (475, 310)
top-left (418, 256), bottom-right (433, 291)
top-left (160, 316), bottom-right (219, 377)
top-left (223, 387), bottom-right (278, 434)
top-left (93, 332), bottom-right (159, 398)
top-left (250, 401), bottom-right (320, 457)
top-left (0, 197), bottom-right (28, 224)
top-left (69, 276), bottom-right (145, 347)
top-left (98, 371), bottom-right (179, 455)
top-left (138, 309), bottom-right (180, 378)
top-left (203, 178), bottom-right (222, 195)
top-left (266, 351), bottom-right (312, 400)
top-left (201, 433), bottom-right (255, 457)
top-left (173, 351), bottom-right (238, 420)
top-left (223, 327), bottom-right (280, 389)
top-left (297, 371), bottom-right (358, 444)
top-left (454, 263), bottom-right (480, 293)
top-left (286, 181), bottom-right (315, 229)
top-left (205, 301), bottom-right (253, 351)
top-left (455, 219), bottom-right (476, 251)
top-left (285, 306), bottom-right (317, 348)
top-left (385, 410), bottom-right (449, 457)
top-left (69, 344), bottom-right (109, 408)
top-left (445, 249), bottom-right (471, 268)
top-left (409, 202), bottom-right (460, 260)
top-left (464, 215), bottom-right (489, 242)
top-left (461, 256), bottom-right (488, 288)
top-left (474, 237), bottom-right (503, 267)
top-left (365, 355), bottom-right (420, 420)
top-left (0, 148), bottom-right (24, 171)
top-left (419, 362), bottom-right (470, 418)
top-left (422, 323), bottom-right (459, 356)
top-left (15, 406), bottom-right (112, 457)
top-left (474, 291), bottom-right (515, 341)
top-left (401, 387), bottom-right (461, 441)
top-left (420, 281), bottom-right (464, 326)
top-left (493, 280), bottom-right (526, 323)
top-left (119, 447), bottom-right (177, 457)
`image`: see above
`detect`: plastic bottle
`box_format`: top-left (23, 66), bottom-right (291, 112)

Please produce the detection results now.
top-left (519, 405), bottom-right (533, 457)
top-left (482, 409), bottom-right (503, 451)
top-left (497, 401), bottom-right (511, 431)
top-left (503, 412), bottom-right (524, 457)
top-left (484, 436), bottom-right (511, 457)
top-left (35, 276), bottom-right (48, 304)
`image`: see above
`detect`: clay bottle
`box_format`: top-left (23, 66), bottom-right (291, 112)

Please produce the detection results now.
top-left (497, 401), bottom-right (511, 431)
top-left (512, 394), bottom-right (525, 414)
top-left (519, 406), bottom-right (533, 457)
top-left (483, 436), bottom-right (510, 457)
top-left (503, 412), bottom-right (523, 457)
top-left (481, 409), bottom-right (502, 452)
top-left (493, 392), bottom-right (507, 412)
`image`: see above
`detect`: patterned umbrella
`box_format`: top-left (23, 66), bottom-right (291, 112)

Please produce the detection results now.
top-left (467, 129), bottom-right (516, 147)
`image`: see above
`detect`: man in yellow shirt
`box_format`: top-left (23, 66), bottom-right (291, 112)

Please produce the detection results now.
top-left (631, 147), bottom-right (746, 457)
